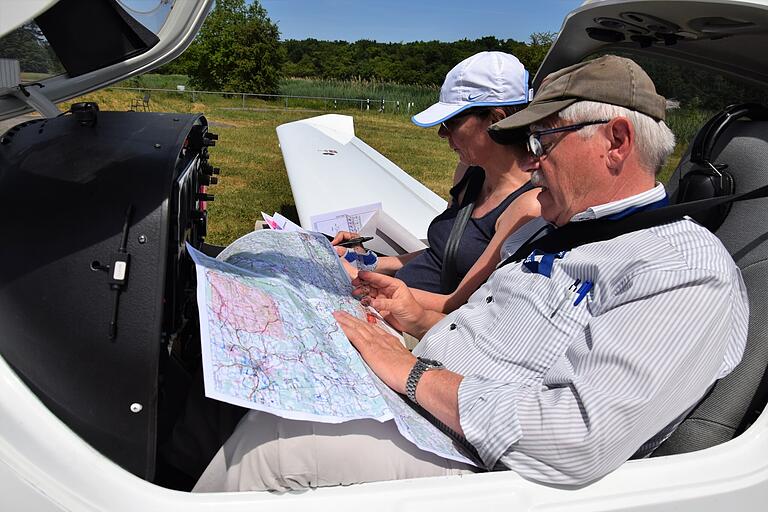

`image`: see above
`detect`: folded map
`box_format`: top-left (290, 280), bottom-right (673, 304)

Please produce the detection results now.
top-left (188, 230), bottom-right (478, 466)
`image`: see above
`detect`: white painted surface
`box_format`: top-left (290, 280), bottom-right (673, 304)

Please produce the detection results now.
top-left (2, 0), bottom-right (768, 510)
top-left (1, 349), bottom-right (768, 511)
top-left (0, 0), bottom-right (58, 37)
top-left (277, 114), bottom-right (446, 255)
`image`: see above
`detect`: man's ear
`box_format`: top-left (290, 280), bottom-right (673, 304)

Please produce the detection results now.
top-left (605, 117), bottom-right (633, 171)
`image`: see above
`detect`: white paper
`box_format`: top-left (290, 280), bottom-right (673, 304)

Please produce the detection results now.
top-left (261, 211), bottom-right (307, 232)
top-left (310, 202), bottom-right (381, 236)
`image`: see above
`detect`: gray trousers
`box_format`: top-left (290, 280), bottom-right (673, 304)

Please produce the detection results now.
top-left (193, 411), bottom-right (478, 492)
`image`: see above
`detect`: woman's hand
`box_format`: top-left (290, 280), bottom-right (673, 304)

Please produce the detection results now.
top-left (339, 256), bottom-right (359, 280)
top-left (331, 231), bottom-right (361, 246)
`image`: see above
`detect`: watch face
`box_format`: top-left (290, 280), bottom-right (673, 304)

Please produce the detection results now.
top-left (418, 357), bottom-right (444, 368)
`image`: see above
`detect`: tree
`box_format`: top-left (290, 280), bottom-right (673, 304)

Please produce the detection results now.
top-left (0, 23), bottom-right (61, 75)
top-left (520, 32), bottom-right (556, 74)
top-left (183, 0), bottom-right (284, 93)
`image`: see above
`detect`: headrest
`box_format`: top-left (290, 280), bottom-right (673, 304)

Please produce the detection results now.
top-left (676, 103), bottom-right (768, 231)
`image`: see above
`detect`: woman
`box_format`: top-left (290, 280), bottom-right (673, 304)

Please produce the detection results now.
top-left (335, 51), bottom-right (542, 313)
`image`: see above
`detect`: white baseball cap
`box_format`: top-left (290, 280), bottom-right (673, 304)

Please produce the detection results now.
top-left (411, 51), bottom-right (531, 127)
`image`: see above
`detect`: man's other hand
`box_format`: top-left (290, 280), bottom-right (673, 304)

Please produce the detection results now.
top-left (352, 271), bottom-right (441, 338)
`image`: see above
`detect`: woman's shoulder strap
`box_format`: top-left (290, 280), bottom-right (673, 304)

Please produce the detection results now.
top-left (449, 166), bottom-right (485, 205)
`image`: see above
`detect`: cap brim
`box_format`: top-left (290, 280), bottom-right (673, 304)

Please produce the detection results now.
top-left (411, 102), bottom-right (470, 127)
top-left (488, 98), bottom-right (578, 144)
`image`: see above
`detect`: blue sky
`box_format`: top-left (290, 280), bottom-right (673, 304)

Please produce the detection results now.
top-left (260, 0), bottom-right (584, 43)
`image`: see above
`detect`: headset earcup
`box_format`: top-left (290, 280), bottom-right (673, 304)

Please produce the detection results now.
top-left (677, 166), bottom-right (734, 231)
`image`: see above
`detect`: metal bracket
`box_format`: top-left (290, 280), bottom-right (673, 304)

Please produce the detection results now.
top-left (12, 83), bottom-right (60, 118)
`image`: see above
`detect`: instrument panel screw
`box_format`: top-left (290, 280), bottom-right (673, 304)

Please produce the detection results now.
top-left (130, 403), bottom-right (143, 413)
top-left (138, 235), bottom-right (147, 244)
top-left (154, 143), bottom-right (161, 149)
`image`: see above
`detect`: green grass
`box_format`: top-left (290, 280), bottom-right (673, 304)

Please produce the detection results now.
top-left (66, 75), bottom-right (707, 245)
top-left (122, 74), bottom-right (189, 89)
top-left (279, 78), bottom-right (440, 117)
top-left (117, 74), bottom-right (439, 118)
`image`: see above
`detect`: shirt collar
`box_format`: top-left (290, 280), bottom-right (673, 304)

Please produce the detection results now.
top-left (570, 183), bottom-right (667, 222)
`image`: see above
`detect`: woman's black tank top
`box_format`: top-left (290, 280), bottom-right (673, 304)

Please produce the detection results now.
top-left (394, 166), bottom-right (531, 293)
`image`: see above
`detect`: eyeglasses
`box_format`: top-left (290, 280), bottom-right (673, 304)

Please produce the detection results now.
top-left (440, 109), bottom-right (487, 133)
top-left (527, 120), bottom-right (610, 157)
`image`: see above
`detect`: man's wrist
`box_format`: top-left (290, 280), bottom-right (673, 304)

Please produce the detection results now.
top-left (405, 357), bottom-right (445, 404)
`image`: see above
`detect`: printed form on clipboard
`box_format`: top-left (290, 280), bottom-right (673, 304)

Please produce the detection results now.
top-left (310, 202), bottom-right (428, 256)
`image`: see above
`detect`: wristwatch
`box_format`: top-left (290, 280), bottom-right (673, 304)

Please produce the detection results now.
top-left (405, 357), bottom-right (445, 404)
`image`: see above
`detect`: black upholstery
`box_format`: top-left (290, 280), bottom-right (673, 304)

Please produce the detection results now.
top-left (653, 108), bottom-right (768, 456)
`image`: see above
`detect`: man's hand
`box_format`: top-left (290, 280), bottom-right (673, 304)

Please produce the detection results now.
top-left (333, 311), bottom-right (415, 394)
top-left (352, 271), bottom-right (443, 338)
top-left (333, 310), bottom-right (465, 435)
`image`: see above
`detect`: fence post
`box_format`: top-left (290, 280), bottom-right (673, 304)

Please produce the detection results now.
top-left (242, 94), bottom-right (245, 109)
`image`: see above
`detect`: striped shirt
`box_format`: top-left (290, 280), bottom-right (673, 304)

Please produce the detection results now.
top-left (413, 185), bottom-right (749, 485)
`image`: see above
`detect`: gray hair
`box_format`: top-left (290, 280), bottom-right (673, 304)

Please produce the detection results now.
top-left (558, 101), bottom-right (676, 175)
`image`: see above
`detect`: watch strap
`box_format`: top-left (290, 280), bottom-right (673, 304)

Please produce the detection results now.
top-left (405, 357), bottom-right (444, 404)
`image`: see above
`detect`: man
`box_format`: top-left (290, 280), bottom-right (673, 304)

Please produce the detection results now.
top-left (195, 56), bottom-right (748, 492)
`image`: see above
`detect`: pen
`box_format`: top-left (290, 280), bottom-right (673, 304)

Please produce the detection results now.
top-left (550, 279), bottom-right (580, 318)
top-left (338, 236), bottom-right (373, 247)
top-left (573, 281), bottom-right (593, 306)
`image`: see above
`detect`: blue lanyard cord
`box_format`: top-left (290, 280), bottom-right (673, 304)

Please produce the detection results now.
top-left (523, 250), bottom-right (566, 277)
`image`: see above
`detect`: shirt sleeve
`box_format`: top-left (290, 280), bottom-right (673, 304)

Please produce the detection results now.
top-left (457, 266), bottom-right (747, 484)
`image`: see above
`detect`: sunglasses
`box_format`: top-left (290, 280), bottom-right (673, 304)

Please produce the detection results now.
top-left (440, 108), bottom-right (488, 133)
top-left (527, 120), bottom-right (609, 157)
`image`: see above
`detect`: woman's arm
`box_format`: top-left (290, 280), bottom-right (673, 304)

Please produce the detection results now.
top-left (411, 189), bottom-right (541, 313)
top-left (374, 250), bottom-right (424, 275)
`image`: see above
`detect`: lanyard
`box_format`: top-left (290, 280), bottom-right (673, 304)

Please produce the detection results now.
top-left (522, 196), bottom-right (669, 278)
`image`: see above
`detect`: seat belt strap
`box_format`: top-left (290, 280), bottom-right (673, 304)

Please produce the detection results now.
top-left (440, 169), bottom-right (483, 294)
top-left (501, 184), bottom-right (768, 267)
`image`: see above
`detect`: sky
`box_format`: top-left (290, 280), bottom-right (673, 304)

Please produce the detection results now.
top-left (259, 0), bottom-right (584, 43)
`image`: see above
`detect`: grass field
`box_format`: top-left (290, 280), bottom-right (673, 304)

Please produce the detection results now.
top-left (65, 76), bottom-right (691, 246)
top-left (65, 85), bottom-right (457, 245)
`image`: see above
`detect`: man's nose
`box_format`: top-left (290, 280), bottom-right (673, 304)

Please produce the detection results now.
top-left (520, 152), bottom-right (541, 173)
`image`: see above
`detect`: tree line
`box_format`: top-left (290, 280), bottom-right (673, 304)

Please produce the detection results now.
top-left (158, 0), bottom-right (553, 94)
top-left (275, 35), bottom-right (553, 86)
top-left (163, 34), bottom-right (554, 92)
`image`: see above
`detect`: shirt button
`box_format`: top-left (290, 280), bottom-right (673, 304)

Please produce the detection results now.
top-left (449, 323), bottom-right (457, 330)
top-left (485, 296), bottom-right (493, 303)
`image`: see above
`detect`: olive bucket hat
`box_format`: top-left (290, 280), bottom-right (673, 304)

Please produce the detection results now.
top-left (488, 55), bottom-right (667, 144)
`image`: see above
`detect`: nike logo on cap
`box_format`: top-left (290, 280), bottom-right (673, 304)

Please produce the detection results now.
top-left (467, 93), bottom-right (482, 101)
